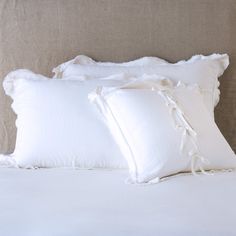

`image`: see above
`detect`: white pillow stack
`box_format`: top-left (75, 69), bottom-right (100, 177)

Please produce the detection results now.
top-left (1, 54), bottom-right (235, 184)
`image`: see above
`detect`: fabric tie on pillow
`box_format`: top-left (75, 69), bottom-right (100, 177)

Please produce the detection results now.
top-left (151, 89), bottom-right (211, 178)
top-left (158, 85), bottom-right (212, 176)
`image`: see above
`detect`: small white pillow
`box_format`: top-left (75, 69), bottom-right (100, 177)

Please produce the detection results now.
top-left (55, 54), bottom-right (229, 116)
top-left (3, 70), bottom-right (128, 168)
top-left (90, 75), bottom-right (236, 184)
top-left (53, 55), bottom-right (167, 78)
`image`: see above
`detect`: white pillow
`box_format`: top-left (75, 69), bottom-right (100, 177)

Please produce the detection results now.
top-left (3, 70), bottom-right (128, 168)
top-left (53, 55), bottom-right (167, 78)
top-left (55, 54), bottom-right (229, 116)
top-left (90, 75), bottom-right (236, 184)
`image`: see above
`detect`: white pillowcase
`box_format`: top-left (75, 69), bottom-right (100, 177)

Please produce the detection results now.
top-left (90, 75), bottom-right (236, 184)
top-left (54, 54), bottom-right (229, 116)
top-left (53, 55), bottom-right (167, 78)
top-left (3, 70), bottom-right (128, 168)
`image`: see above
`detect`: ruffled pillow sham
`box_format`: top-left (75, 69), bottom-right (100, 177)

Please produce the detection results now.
top-left (53, 54), bottom-right (229, 117)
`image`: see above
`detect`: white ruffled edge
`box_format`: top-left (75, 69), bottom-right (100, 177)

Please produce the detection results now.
top-left (174, 53), bottom-right (229, 68)
top-left (177, 54), bottom-right (229, 107)
top-left (52, 55), bottom-right (95, 78)
top-left (3, 69), bottom-right (48, 98)
top-left (52, 53), bottom-right (229, 80)
top-left (52, 55), bottom-right (169, 78)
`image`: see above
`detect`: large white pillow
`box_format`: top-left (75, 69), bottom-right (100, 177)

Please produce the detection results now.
top-left (2, 70), bottom-right (128, 168)
top-left (53, 55), bottom-right (167, 78)
top-left (90, 75), bottom-right (236, 184)
top-left (54, 54), bottom-right (229, 116)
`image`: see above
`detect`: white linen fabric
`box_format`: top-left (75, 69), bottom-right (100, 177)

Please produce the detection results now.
top-left (52, 55), bottom-right (167, 78)
top-left (1, 168), bottom-right (236, 236)
top-left (90, 76), bottom-right (236, 183)
top-left (2, 70), bottom-right (128, 168)
top-left (54, 54), bottom-right (229, 116)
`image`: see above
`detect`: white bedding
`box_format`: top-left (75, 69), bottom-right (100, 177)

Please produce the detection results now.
top-left (0, 168), bottom-right (236, 236)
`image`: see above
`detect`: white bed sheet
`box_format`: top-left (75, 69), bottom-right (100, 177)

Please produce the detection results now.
top-left (0, 168), bottom-right (236, 236)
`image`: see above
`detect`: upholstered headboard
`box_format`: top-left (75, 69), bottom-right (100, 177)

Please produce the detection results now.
top-left (0, 0), bottom-right (235, 153)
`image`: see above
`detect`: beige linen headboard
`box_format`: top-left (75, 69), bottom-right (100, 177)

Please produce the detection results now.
top-left (0, 0), bottom-right (235, 153)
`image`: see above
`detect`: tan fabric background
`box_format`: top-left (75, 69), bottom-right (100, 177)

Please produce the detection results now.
top-left (0, 0), bottom-right (235, 153)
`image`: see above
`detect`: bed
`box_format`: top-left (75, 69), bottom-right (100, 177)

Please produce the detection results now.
top-left (0, 1), bottom-right (236, 235)
top-left (1, 168), bottom-right (236, 236)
